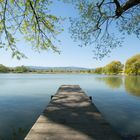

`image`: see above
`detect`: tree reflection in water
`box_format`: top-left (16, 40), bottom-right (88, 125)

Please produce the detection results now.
top-left (125, 76), bottom-right (140, 97)
top-left (97, 76), bottom-right (123, 89)
top-left (97, 76), bottom-right (140, 97)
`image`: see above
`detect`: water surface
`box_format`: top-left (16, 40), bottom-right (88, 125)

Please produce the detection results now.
top-left (0, 74), bottom-right (140, 140)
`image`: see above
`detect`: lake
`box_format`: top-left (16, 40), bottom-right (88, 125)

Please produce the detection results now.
top-left (0, 74), bottom-right (140, 140)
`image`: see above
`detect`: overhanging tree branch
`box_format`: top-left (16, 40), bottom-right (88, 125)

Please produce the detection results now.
top-left (114, 0), bottom-right (140, 17)
top-left (68, 0), bottom-right (140, 59)
top-left (0, 0), bottom-right (61, 59)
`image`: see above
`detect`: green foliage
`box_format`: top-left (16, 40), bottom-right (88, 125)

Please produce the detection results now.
top-left (92, 61), bottom-right (124, 75)
top-left (0, 0), bottom-right (62, 59)
top-left (1, 0), bottom-right (140, 59)
top-left (125, 54), bottom-right (140, 75)
top-left (67, 0), bottom-right (140, 59)
top-left (94, 67), bottom-right (103, 74)
top-left (104, 61), bottom-right (123, 75)
top-left (0, 64), bottom-right (9, 73)
top-left (14, 66), bottom-right (29, 73)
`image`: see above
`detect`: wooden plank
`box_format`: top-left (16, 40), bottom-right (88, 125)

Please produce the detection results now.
top-left (24, 85), bottom-right (122, 140)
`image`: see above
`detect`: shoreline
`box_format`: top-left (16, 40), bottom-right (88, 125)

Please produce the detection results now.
top-left (0, 72), bottom-right (140, 76)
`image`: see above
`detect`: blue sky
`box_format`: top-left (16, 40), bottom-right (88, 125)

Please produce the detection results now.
top-left (0, 1), bottom-right (140, 68)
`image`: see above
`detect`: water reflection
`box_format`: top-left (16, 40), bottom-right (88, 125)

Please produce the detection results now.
top-left (97, 76), bottom-right (123, 89)
top-left (11, 127), bottom-right (27, 140)
top-left (125, 76), bottom-right (140, 97)
top-left (98, 76), bottom-right (140, 97)
top-left (0, 127), bottom-right (27, 140)
top-left (0, 74), bottom-right (140, 140)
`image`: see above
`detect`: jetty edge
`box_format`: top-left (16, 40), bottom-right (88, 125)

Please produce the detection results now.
top-left (24, 85), bottom-right (122, 140)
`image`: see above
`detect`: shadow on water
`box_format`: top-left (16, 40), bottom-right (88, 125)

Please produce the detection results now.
top-left (0, 127), bottom-right (28, 140)
top-left (11, 127), bottom-right (27, 140)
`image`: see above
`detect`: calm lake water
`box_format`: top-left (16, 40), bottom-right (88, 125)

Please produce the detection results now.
top-left (0, 74), bottom-right (140, 140)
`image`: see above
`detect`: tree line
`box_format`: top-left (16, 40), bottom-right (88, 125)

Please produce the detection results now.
top-left (0, 54), bottom-right (140, 75)
top-left (0, 65), bottom-right (29, 73)
top-left (0, 65), bottom-right (88, 74)
top-left (91, 54), bottom-right (140, 75)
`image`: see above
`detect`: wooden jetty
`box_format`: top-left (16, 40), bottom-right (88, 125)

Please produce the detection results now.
top-left (24, 85), bottom-right (122, 140)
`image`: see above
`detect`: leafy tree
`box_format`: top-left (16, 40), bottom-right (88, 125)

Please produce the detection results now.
top-left (14, 65), bottom-right (29, 73)
top-left (0, 0), bottom-right (62, 59)
top-left (104, 61), bottom-right (123, 74)
top-left (125, 54), bottom-right (140, 75)
top-left (94, 67), bottom-right (103, 74)
top-left (0, 64), bottom-right (9, 73)
top-left (1, 1), bottom-right (140, 59)
top-left (67, 0), bottom-right (140, 59)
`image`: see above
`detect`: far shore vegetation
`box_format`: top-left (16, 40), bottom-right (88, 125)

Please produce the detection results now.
top-left (92, 54), bottom-right (140, 75)
top-left (0, 54), bottom-right (140, 75)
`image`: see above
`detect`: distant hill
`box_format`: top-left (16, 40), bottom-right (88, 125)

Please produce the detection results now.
top-left (27, 66), bottom-right (90, 71)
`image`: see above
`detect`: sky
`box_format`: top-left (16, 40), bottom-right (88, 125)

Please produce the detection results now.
top-left (0, 1), bottom-right (140, 68)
